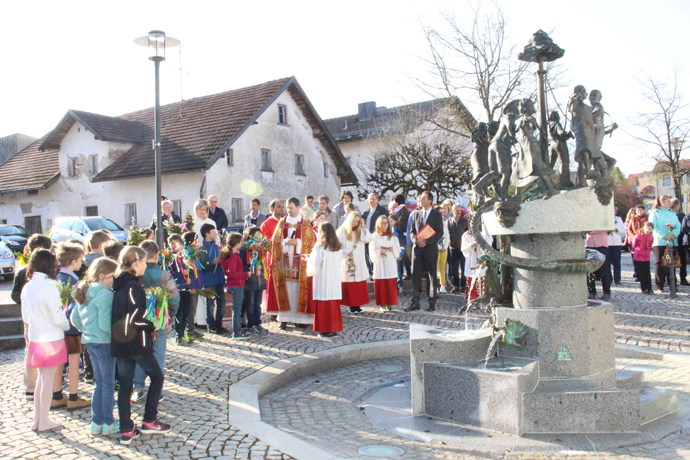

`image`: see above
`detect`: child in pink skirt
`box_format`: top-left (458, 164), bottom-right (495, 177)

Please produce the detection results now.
top-left (21, 249), bottom-right (70, 431)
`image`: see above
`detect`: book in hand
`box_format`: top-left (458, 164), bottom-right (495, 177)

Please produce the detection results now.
top-left (415, 224), bottom-right (437, 241)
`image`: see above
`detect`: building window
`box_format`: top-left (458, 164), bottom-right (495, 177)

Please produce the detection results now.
top-left (261, 149), bottom-right (272, 171)
top-left (663, 175), bottom-right (672, 187)
top-left (125, 203), bottom-right (137, 226)
top-left (0, 219), bottom-right (6, 225)
top-left (85, 206), bottom-right (98, 216)
top-left (172, 200), bottom-right (182, 217)
top-left (278, 105), bottom-right (288, 125)
top-left (231, 198), bottom-right (243, 222)
top-left (69, 158), bottom-right (79, 177)
top-left (89, 155), bottom-right (98, 175)
top-left (225, 149), bottom-right (234, 166)
top-left (27, 190), bottom-right (38, 196)
top-left (324, 163), bottom-right (329, 178)
top-left (295, 155), bottom-right (306, 176)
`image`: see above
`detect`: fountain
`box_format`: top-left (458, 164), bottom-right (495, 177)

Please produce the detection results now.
top-left (409, 30), bottom-right (678, 437)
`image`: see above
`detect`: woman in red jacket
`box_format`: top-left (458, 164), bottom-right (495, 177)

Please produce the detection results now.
top-left (220, 233), bottom-right (250, 340)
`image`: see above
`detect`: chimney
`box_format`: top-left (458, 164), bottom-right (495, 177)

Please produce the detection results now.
top-left (358, 101), bottom-right (376, 121)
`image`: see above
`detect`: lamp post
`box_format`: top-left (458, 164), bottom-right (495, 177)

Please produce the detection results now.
top-left (134, 30), bottom-right (180, 250)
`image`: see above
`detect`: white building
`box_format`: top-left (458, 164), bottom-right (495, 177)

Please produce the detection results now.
top-left (0, 77), bottom-right (357, 234)
top-left (323, 99), bottom-right (473, 211)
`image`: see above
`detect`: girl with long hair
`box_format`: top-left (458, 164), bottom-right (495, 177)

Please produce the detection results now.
top-left (71, 257), bottom-right (120, 435)
top-left (336, 212), bottom-right (372, 313)
top-left (369, 216), bottom-right (401, 312)
top-left (306, 223), bottom-right (344, 338)
top-left (22, 249), bottom-right (69, 432)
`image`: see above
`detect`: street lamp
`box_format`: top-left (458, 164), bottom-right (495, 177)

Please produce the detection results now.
top-left (134, 30), bottom-right (180, 250)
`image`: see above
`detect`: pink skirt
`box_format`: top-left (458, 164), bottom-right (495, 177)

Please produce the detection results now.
top-left (26, 339), bottom-right (68, 368)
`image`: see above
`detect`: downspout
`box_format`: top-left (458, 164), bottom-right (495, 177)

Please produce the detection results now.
top-left (199, 170), bottom-right (206, 199)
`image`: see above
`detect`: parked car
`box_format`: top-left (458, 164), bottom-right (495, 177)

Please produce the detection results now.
top-left (0, 225), bottom-right (29, 254)
top-left (50, 216), bottom-right (128, 245)
top-left (0, 241), bottom-right (16, 280)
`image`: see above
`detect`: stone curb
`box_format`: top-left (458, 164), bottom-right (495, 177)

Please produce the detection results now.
top-left (615, 343), bottom-right (690, 364)
top-left (228, 339), bottom-right (409, 460)
top-left (228, 339), bottom-right (689, 460)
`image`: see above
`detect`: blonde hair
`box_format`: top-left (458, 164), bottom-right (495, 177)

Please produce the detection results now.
top-left (73, 258), bottom-right (118, 304)
top-left (194, 199), bottom-right (209, 219)
top-left (117, 246), bottom-right (147, 276)
top-left (341, 211), bottom-right (363, 242)
top-left (56, 242), bottom-right (85, 267)
top-left (374, 215), bottom-right (393, 240)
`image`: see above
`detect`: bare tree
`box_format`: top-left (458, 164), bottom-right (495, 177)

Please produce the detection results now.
top-left (354, 104), bottom-right (472, 201)
top-left (412, 1), bottom-right (568, 134)
top-left (628, 68), bottom-right (690, 202)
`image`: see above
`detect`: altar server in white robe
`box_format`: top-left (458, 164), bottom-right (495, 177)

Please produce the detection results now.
top-left (337, 212), bottom-right (372, 313)
top-left (306, 223), bottom-right (344, 338)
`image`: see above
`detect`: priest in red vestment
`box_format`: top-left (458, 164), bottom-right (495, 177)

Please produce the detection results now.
top-left (271, 197), bottom-right (316, 327)
top-left (261, 199), bottom-right (284, 315)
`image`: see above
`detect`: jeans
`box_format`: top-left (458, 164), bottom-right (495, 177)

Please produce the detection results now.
top-left (133, 332), bottom-right (167, 390)
top-left (205, 285), bottom-right (226, 329)
top-left (244, 289), bottom-right (263, 328)
top-left (609, 245), bottom-right (622, 283)
top-left (587, 246), bottom-right (611, 295)
top-left (187, 293), bottom-right (199, 333)
top-left (86, 343), bottom-right (116, 426)
top-left (449, 248), bottom-right (466, 289)
top-left (396, 258), bottom-right (404, 288)
top-left (175, 291), bottom-right (191, 338)
top-left (117, 353), bottom-right (164, 432)
top-left (228, 286), bottom-right (245, 335)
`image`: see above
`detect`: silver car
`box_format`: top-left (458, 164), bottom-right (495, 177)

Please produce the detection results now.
top-left (0, 241), bottom-right (16, 281)
top-left (50, 216), bottom-right (128, 245)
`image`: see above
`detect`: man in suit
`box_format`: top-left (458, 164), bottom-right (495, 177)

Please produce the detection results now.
top-left (244, 198), bottom-right (267, 229)
top-left (362, 193), bottom-right (389, 277)
top-left (406, 191), bottom-right (444, 312)
top-left (207, 195), bottom-right (229, 232)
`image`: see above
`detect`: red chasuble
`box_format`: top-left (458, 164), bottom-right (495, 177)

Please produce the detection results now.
top-left (262, 216), bottom-right (281, 313)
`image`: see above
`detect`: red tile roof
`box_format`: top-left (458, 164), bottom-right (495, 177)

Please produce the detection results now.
top-left (0, 76), bottom-right (357, 192)
top-left (0, 137), bottom-right (59, 193)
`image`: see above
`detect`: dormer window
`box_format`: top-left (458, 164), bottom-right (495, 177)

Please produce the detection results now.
top-left (278, 104), bottom-right (288, 125)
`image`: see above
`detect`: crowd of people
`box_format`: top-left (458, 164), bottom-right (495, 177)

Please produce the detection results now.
top-left (14, 190), bottom-right (475, 445)
top-left (24, 188), bottom-right (687, 446)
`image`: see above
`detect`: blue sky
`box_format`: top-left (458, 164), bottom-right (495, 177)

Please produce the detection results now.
top-left (1, 0), bottom-right (688, 177)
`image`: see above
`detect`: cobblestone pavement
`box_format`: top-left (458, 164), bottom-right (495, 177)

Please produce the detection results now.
top-left (0, 259), bottom-right (689, 459)
top-left (260, 357), bottom-right (690, 460)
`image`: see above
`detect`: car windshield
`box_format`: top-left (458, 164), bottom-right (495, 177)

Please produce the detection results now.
top-left (84, 218), bottom-right (124, 232)
top-left (0, 226), bottom-right (27, 237)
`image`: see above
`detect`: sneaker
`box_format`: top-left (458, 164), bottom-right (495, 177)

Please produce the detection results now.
top-left (102, 422), bottom-right (120, 435)
top-left (255, 325), bottom-right (269, 335)
top-left (188, 330), bottom-right (204, 339)
top-left (207, 327), bottom-right (217, 334)
top-left (233, 333), bottom-right (251, 340)
top-left (176, 337), bottom-right (193, 347)
top-left (247, 327), bottom-right (260, 335)
top-left (25, 392), bottom-right (34, 401)
top-left (67, 396), bottom-right (91, 411)
top-left (120, 428), bottom-right (141, 445)
top-left (51, 396), bottom-right (68, 408)
top-left (130, 390), bottom-right (147, 404)
top-left (217, 326), bottom-right (231, 334)
top-left (379, 306), bottom-right (387, 312)
top-left (140, 420), bottom-right (172, 434)
top-left (91, 422), bottom-right (102, 435)
top-left (159, 396), bottom-right (165, 403)
top-left (84, 373), bottom-right (94, 384)
top-left (439, 286), bottom-right (447, 293)
top-left (648, 289), bottom-right (655, 295)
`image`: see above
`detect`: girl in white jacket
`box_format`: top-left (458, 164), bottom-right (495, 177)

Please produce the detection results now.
top-left (21, 249), bottom-right (70, 432)
top-left (437, 203), bottom-right (451, 292)
top-left (337, 212), bottom-right (372, 313)
top-left (369, 216), bottom-right (401, 312)
top-left (306, 223), bottom-right (345, 338)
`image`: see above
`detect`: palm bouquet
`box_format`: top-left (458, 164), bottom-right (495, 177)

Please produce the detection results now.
top-left (145, 286), bottom-right (170, 335)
